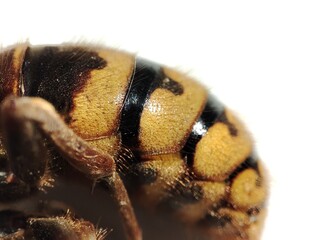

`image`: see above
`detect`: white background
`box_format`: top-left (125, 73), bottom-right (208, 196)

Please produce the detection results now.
top-left (0, 1), bottom-right (319, 239)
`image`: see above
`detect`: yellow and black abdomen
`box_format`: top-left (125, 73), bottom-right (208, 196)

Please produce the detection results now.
top-left (122, 59), bottom-right (267, 240)
top-left (0, 44), bottom-right (267, 240)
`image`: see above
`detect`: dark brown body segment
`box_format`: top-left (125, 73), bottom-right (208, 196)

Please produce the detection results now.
top-left (0, 44), bottom-right (268, 240)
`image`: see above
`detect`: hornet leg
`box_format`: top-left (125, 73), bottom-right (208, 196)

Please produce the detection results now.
top-left (1, 96), bottom-right (142, 240)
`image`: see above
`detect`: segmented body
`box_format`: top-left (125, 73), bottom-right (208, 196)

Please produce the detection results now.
top-left (0, 44), bottom-right (267, 240)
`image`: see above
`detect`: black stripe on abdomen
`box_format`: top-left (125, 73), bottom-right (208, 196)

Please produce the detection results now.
top-left (119, 58), bottom-right (183, 149)
top-left (225, 154), bottom-right (260, 184)
top-left (181, 94), bottom-right (259, 177)
top-left (181, 95), bottom-right (224, 166)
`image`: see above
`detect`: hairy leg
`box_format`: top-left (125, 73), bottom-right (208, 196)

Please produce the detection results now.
top-left (1, 96), bottom-right (142, 240)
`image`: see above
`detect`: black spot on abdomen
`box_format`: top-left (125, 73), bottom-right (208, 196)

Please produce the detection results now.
top-left (217, 111), bottom-right (238, 136)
